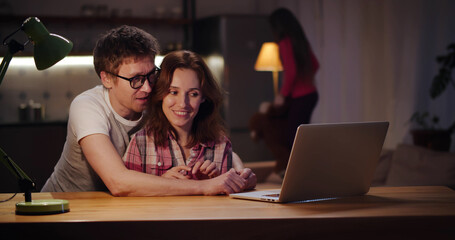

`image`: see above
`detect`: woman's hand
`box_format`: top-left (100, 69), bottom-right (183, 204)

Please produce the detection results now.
top-left (191, 160), bottom-right (220, 180)
top-left (274, 94), bottom-right (285, 106)
top-left (162, 165), bottom-right (192, 179)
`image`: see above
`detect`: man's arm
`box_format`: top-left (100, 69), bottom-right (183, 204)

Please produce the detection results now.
top-left (80, 134), bottom-right (247, 196)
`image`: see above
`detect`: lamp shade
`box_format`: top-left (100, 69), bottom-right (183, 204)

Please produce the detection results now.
top-left (21, 17), bottom-right (73, 70)
top-left (254, 42), bottom-right (283, 72)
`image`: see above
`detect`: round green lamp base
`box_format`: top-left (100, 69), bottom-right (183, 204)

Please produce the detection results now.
top-left (16, 199), bottom-right (70, 215)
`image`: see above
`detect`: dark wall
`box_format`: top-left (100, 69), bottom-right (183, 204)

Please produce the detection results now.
top-left (0, 122), bottom-right (66, 193)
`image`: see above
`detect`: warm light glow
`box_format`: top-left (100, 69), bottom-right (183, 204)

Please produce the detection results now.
top-left (155, 55), bottom-right (164, 67)
top-left (50, 56), bottom-right (93, 67)
top-left (205, 54), bottom-right (224, 86)
top-left (1, 55), bottom-right (165, 68)
top-left (254, 42), bottom-right (283, 72)
top-left (1, 56), bottom-right (92, 67)
top-left (255, 42), bottom-right (283, 96)
top-left (206, 55), bottom-right (224, 70)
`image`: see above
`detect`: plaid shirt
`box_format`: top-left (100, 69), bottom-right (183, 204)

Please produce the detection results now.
top-left (123, 128), bottom-right (232, 179)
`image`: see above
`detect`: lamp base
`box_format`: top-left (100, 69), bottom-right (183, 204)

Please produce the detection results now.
top-left (16, 199), bottom-right (69, 215)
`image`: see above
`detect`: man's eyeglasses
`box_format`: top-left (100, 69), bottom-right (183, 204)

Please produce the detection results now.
top-left (106, 67), bottom-right (160, 89)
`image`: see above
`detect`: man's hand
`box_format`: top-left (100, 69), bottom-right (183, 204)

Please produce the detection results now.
top-left (231, 152), bottom-right (257, 190)
top-left (202, 169), bottom-right (247, 195)
top-left (237, 168), bottom-right (257, 190)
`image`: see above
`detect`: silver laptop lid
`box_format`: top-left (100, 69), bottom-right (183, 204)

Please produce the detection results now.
top-left (279, 121), bottom-right (389, 202)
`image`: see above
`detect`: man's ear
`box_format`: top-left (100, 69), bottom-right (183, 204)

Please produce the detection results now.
top-left (100, 71), bottom-right (113, 89)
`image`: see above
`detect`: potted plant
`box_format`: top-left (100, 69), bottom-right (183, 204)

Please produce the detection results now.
top-left (410, 43), bottom-right (455, 151)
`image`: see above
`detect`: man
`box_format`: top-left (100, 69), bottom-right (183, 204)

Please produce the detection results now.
top-left (42, 25), bottom-right (256, 196)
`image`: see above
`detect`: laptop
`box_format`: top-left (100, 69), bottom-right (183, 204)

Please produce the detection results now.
top-left (230, 121), bottom-right (389, 203)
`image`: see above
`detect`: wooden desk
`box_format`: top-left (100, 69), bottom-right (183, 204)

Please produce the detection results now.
top-left (1, 186), bottom-right (455, 239)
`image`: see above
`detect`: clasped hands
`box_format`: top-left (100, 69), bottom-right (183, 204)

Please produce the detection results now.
top-left (162, 160), bottom-right (219, 180)
top-left (162, 160), bottom-right (256, 194)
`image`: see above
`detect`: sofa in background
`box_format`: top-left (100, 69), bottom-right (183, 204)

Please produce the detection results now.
top-left (372, 144), bottom-right (455, 189)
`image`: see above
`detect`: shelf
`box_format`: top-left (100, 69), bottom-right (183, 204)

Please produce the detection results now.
top-left (0, 12), bottom-right (194, 54)
top-left (0, 120), bottom-right (67, 127)
top-left (0, 15), bottom-right (193, 26)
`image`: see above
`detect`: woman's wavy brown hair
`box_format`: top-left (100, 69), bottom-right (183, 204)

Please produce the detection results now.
top-left (142, 50), bottom-right (227, 147)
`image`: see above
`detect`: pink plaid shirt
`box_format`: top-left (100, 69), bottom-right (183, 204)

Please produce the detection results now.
top-left (123, 128), bottom-right (232, 179)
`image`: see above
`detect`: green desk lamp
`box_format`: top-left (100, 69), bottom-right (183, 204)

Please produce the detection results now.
top-left (0, 17), bottom-right (73, 85)
top-left (0, 17), bottom-right (72, 215)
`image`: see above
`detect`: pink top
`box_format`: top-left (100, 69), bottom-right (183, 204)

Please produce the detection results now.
top-left (279, 37), bottom-right (319, 98)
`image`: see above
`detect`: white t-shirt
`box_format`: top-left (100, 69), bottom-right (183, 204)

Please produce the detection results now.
top-left (41, 85), bottom-right (141, 192)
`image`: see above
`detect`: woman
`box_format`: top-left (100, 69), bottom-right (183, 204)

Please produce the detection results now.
top-left (270, 8), bottom-right (320, 151)
top-left (124, 50), bottom-right (256, 187)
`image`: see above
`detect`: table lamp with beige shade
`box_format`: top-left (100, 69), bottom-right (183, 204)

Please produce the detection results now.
top-left (254, 42), bottom-right (283, 97)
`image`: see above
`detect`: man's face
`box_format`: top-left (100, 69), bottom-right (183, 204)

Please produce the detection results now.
top-left (104, 56), bottom-right (155, 120)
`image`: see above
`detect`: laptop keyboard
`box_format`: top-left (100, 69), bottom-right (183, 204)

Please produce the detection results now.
top-left (264, 193), bottom-right (280, 197)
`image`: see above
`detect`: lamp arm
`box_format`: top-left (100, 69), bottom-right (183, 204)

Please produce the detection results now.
top-left (0, 147), bottom-right (36, 202)
top-left (0, 50), bottom-right (13, 86)
top-left (2, 25), bottom-right (22, 46)
top-left (0, 39), bottom-right (25, 86)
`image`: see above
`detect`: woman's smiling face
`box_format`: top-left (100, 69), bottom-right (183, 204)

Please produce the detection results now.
top-left (162, 68), bottom-right (205, 134)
